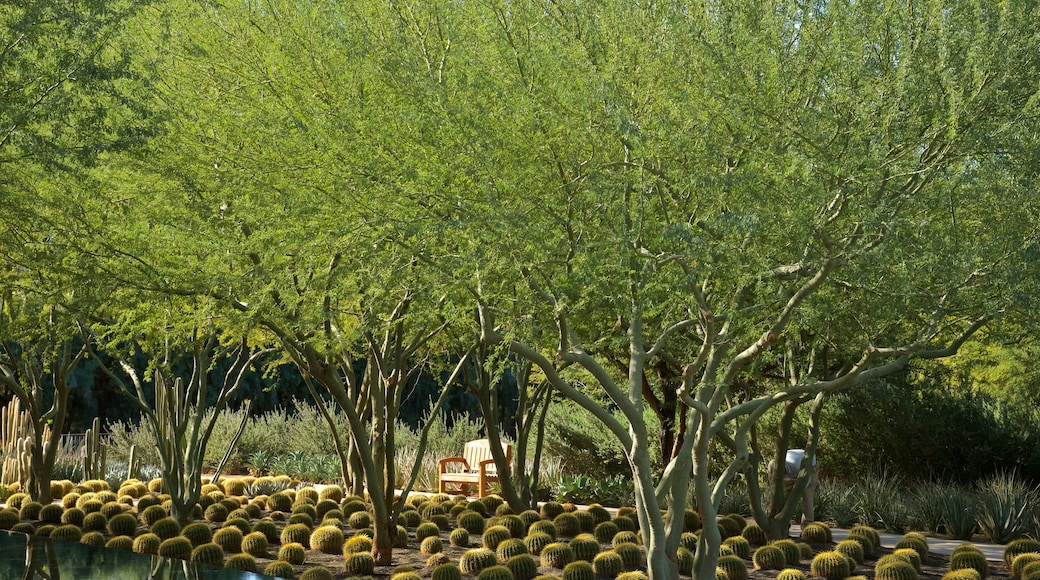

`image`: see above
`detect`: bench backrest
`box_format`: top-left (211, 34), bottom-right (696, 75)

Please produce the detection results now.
top-left (463, 439), bottom-right (511, 471)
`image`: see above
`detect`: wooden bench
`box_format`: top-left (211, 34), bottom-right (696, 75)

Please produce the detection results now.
top-left (438, 439), bottom-right (511, 498)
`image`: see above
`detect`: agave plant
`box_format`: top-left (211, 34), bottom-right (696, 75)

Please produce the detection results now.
top-left (975, 471), bottom-right (1038, 544)
top-left (939, 485), bottom-right (977, 540)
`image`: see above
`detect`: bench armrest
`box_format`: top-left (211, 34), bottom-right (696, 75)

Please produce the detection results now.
top-left (439, 457), bottom-right (470, 472)
top-left (478, 458), bottom-right (499, 475)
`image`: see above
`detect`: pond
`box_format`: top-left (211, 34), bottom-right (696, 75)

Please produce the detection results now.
top-left (0, 530), bottom-right (277, 580)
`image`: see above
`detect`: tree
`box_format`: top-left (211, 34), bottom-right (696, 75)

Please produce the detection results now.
top-left (396, 1), bottom-right (1040, 577)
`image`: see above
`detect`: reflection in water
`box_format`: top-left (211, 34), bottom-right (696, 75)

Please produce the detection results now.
top-left (0, 531), bottom-right (270, 580)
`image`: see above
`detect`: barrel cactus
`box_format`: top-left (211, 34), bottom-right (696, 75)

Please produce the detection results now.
top-left (836, 539), bottom-right (866, 564)
top-left (942, 571), bottom-right (982, 580)
top-left (541, 542), bottom-right (577, 569)
top-left (569, 534), bottom-right (600, 562)
top-left (754, 545), bottom-right (787, 570)
top-left (432, 563), bottom-right (463, 580)
top-left (594, 551), bottom-right (625, 578)
top-left (106, 535), bottom-right (134, 551)
top-left (811, 550), bottom-right (852, 580)
top-left (299, 566), bottom-right (334, 580)
top-left (562, 561), bottom-right (595, 580)
top-left (801, 522), bottom-right (832, 543)
top-left (213, 526), bottom-right (244, 553)
top-left (1005, 539), bottom-right (1040, 568)
top-left (157, 537), bottom-right (193, 560)
top-left (461, 547), bottom-right (499, 575)
top-left (343, 552), bottom-right (376, 575)
top-left (279, 541), bottom-right (307, 564)
top-left (526, 531), bottom-right (554, 556)
top-left (725, 536), bottom-right (752, 559)
top-left (190, 542), bottom-right (225, 566)
top-left (476, 565), bottom-right (515, 580)
top-left (718, 554), bottom-right (749, 580)
top-left (778, 568), bottom-right (807, 580)
top-left (132, 533), bottom-right (161, 555)
top-left (613, 542), bottom-right (643, 570)
top-left (483, 525), bottom-right (513, 550)
top-left (876, 559), bottom-right (919, 580)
